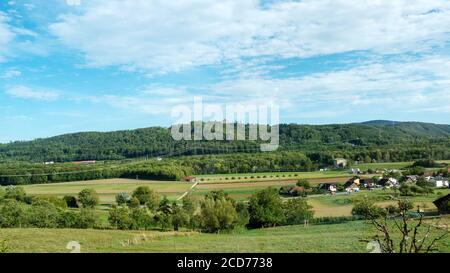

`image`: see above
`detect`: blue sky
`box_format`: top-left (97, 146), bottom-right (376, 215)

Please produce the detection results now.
top-left (1, 0), bottom-right (450, 142)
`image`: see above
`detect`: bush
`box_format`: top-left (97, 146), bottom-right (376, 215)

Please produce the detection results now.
top-left (130, 207), bottom-right (154, 230)
top-left (352, 198), bottom-right (384, 219)
top-left (27, 200), bottom-right (60, 228)
top-left (108, 206), bottom-right (133, 230)
top-left (76, 209), bottom-right (97, 229)
top-left (58, 210), bottom-right (79, 228)
top-left (33, 195), bottom-right (67, 209)
top-left (78, 189), bottom-right (99, 208)
top-left (0, 199), bottom-right (27, 228)
top-left (63, 195), bottom-right (78, 208)
top-left (4, 186), bottom-right (27, 202)
top-left (115, 192), bottom-right (131, 206)
top-left (296, 179), bottom-right (311, 189)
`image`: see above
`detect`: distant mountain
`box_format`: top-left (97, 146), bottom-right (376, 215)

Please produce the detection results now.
top-left (1, 121), bottom-right (449, 162)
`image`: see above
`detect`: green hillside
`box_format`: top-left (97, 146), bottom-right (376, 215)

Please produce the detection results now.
top-left (1, 121), bottom-right (449, 162)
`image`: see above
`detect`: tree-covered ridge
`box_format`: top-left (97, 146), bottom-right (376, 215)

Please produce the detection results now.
top-left (1, 121), bottom-right (450, 162)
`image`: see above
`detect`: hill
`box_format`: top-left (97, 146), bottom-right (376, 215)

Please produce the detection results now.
top-left (0, 121), bottom-right (449, 162)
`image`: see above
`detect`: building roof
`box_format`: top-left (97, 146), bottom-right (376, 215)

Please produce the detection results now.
top-left (433, 194), bottom-right (450, 209)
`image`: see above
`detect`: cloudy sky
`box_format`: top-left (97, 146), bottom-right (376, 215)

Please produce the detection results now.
top-left (1, 0), bottom-right (450, 142)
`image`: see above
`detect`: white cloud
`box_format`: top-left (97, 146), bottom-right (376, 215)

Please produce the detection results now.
top-left (5, 85), bottom-right (60, 101)
top-left (1, 69), bottom-right (21, 78)
top-left (49, 0), bottom-right (450, 74)
top-left (0, 12), bottom-right (15, 61)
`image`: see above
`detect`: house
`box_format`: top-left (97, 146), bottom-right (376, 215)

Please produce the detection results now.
top-left (319, 183), bottom-right (337, 194)
top-left (182, 176), bottom-right (197, 183)
top-left (349, 168), bottom-right (361, 174)
top-left (429, 176), bottom-right (449, 188)
top-left (433, 194), bottom-right (450, 214)
top-left (379, 177), bottom-right (398, 188)
top-left (405, 175), bottom-right (419, 182)
top-left (333, 158), bottom-right (348, 168)
top-left (360, 178), bottom-right (376, 189)
top-left (44, 161), bottom-right (54, 165)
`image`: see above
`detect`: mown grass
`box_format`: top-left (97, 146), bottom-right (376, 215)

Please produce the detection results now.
top-left (23, 178), bottom-right (192, 204)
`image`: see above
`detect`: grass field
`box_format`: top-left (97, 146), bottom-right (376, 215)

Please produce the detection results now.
top-left (196, 170), bottom-right (353, 183)
top-left (23, 179), bottom-right (193, 204)
top-left (2, 217), bottom-right (449, 253)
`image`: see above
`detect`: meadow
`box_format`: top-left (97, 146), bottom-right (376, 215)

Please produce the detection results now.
top-left (2, 217), bottom-right (449, 253)
top-left (23, 179), bottom-right (193, 204)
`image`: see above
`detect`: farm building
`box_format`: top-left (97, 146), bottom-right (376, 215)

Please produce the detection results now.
top-left (360, 178), bottom-right (375, 189)
top-left (378, 177), bottom-right (398, 188)
top-left (429, 176), bottom-right (449, 188)
top-left (182, 176), bottom-right (197, 183)
top-left (433, 194), bottom-right (450, 214)
top-left (333, 158), bottom-right (348, 168)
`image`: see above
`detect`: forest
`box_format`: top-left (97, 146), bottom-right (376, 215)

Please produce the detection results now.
top-left (1, 121), bottom-right (450, 162)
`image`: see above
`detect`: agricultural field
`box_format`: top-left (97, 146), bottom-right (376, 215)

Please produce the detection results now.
top-left (23, 179), bottom-right (193, 204)
top-left (196, 170), bottom-right (353, 183)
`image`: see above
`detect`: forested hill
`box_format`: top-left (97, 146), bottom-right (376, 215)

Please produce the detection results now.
top-left (1, 121), bottom-right (450, 162)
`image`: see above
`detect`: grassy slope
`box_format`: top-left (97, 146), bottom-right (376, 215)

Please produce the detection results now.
top-left (2, 218), bottom-right (449, 253)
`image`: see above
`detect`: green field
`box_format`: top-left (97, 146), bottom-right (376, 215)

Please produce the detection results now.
top-left (2, 217), bottom-right (449, 253)
top-left (196, 170), bottom-right (352, 182)
top-left (23, 179), bottom-right (193, 204)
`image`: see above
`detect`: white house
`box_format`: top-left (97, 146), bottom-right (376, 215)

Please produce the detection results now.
top-left (430, 176), bottom-right (449, 188)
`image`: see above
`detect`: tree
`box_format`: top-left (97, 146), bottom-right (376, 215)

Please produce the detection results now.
top-left (76, 209), bottom-right (97, 229)
top-left (115, 192), bottom-right (130, 206)
top-left (78, 189), bottom-right (99, 208)
top-left (172, 202), bottom-right (189, 231)
top-left (63, 195), bottom-right (78, 208)
top-left (4, 185), bottom-right (27, 202)
top-left (132, 186), bottom-right (160, 210)
top-left (0, 199), bottom-right (27, 228)
top-left (352, 198), bottom-right (384, 219)
top-left (283, 198), bottom-right (314, 225)
top-left (363, 199), bottom-right (449, 253)
top-left (130, 207), bottom-right (153, 230)
top-left (296, 179), bottom-right (311, 189)
top-left (248, 188), bottom-right (285, 228)
top-left (27, 200), bottom-right (60, 228)
top-left (108, 206), bottom-right (133, 230)
top-left (199, 197), bottom-right (238, 233)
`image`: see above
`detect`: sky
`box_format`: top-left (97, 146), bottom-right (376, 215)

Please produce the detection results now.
top-left (0, 0), bottom-right (450, 142)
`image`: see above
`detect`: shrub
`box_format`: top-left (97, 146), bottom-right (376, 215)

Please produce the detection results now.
top-left (76, 209), bottom-right (97, 229)
top-left (78, 188), bottom-right (99, 208)
top-left (115, 192), bottom-right (131, 206)
top-left (108, 206), bottom-right (133, 230)
top-left (0, 199), bottom-right (27, 228)
top-left (4, 186), bottom-right (27, 202)
top-left (63, 195), bottom-right (78, 208)
top-left (130, 207), bottom-right (154, 230)
top-left (352, 198), bottom-right (384, 219)
top-left (27, 200), bottom-right (60, 228)
top-left (296, 179), bottom-right (311, 189)
top-left (33, 195), bottom-right (67, 209)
